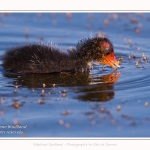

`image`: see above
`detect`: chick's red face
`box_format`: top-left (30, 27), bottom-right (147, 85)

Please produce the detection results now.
top-left (99, 41), bottom-right (120, 68)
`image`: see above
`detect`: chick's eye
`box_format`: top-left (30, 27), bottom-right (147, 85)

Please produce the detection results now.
top-left (105, 48), bottom-right (111, 55)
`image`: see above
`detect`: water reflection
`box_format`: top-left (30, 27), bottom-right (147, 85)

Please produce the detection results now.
top-left (3, 70), bottom-right (120, 102)
top-left (77, 71), bottom-right (120, 102)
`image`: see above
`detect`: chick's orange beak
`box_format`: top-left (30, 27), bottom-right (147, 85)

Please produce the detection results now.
top-left (101, 52), bottom-right (120, 68)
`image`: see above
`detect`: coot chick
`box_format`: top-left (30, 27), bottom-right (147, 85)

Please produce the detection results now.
top-left (2, 37), bottom-right (120, 73)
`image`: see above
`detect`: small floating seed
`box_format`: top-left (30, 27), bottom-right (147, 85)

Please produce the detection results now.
top-left (41, 89), bottom-right (44, 94)
top-left (103, 19), bottom-right (109, 26)
top-left (88, 116), bottom-right (93, 120)
top-left (37, 99), bottom-right (42, 104)
top-left (118, 57), bottom-right (123, 61)
top-left (135, 61), bottom-right (139, 67)
top-left (43, 84), bottom-right (46, 88)
top-left (58, 120), bottom-right (64, 125)
top-left (137, 47), bottom-right (141, 51)
top-left (144, 102), bottom-right (148, 107)
top-left (88, 13), bottom-right (93, 20)
top-left (65, 123), bottom-right (70, 128)
top-left (13, 101), bottom-right (19, 109)
top-left (117, 105), bottom-right (121, 111)
top-left (128, 39), bottom-right (132, 46)
top-left (13, 120), bottom-right (19, 125)
top-left (15, 85), bottom-right (18, 89)
top-left (48, 92), bottom-right (51, 95)
top-left (111, 120), bottom-right (116, 125)
top-left (128, 55), bottom-right (131, 60)
top-left (100, 107), bottom-right (105, 112)
top-left (113, 13), bottom-right (118, 19)
top-left (53, 84), bottom-right (56, 87)
top-left (0, 110), bottom-right (4, 116)
top-left (62, 110), bottom-right (70, 116)
top-left (135, 27), bottom-right (140, 34)
top-left (62, 93), bottom-right (66, 98)
top-left (66, 13), bottom-right (72, 19)
top-left (14, 89), bottom-right (17, 93)
top-left (86, 24), bottom-right (91, 29)
top-left (62, 90), bottom-right (67, 93)
top-left (0, 97), bottom-right (4, 102)
top-left (142, 53), bottom-right (147, 61)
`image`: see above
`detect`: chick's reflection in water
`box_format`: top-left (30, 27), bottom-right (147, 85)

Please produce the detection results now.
top-left (4, 70), bottom-right (119, 102)
top-left (78, 70), bottom-right (120, 102)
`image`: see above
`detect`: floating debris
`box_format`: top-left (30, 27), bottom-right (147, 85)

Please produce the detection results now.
top-left (144, 102), bottom-right (148, 107)
top-left (130, 18), bottom-right (137, 24)
top-left (88, 13), bottom-right (93, 20)
top-left (128, 55), bottom-right (131, 60)
top-left (66, 13), bottom-right (72, 19)
top-left (135, 27), bottom-right (140, 34)
top-left (100, 107), bottom-right (105, 112)
top-left (37, 99), bottom-right (44, 104)
top-left (65, 123), bottom-right (70, 128)
top-left (86, 24), bottom-right (91, 29)
top-left (88, 115), bottom-right (93, 121)
top-left (62, 93), bottom-right (66, 98)
top-left (0, 97), bottom-right (4, 103)
top-left (118, 57), bottom-right (123, 65)
top-left (58, 120), bottom-right (64, 125)
top-left (111, 120), bottom-right (116, 125)
top-left (53, 84), bottom-right (56, 87)
top-left (15, 85), bottom-right (18, 89)
top-left (14, 89), bottom-right (17, 93)
top-left (117, 105), bottom-right (121, 111)
top-left (118, 57), bottom-right (123, 62)
top-left (0, 110), bottom-right (4, 116)
top-left (113, 13), bottom-right (118, 19)
top-left (41, 89), bottom-right (44, 95)
top-left (142, 53), bottom-right (147, 61)
top-left (128, 39), bottom-right (132, 47)
top-left (135, 60), bottom-right (139, 67)
top-left (13, 120), bottom-right (19, 125)
top-left (103, 19), bottom-right (109, 26)
top-left (13, 100), bottom-right (19, 109)
top-left (62, 110), bottom-right (70, 116)
top-left (43, 83), bottom-right (46, 88)
top-left (137, 47), bottom-right (141, 51)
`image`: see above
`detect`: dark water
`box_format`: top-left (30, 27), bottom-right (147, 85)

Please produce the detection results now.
top-left (0, 13), bottom-right (150, 137)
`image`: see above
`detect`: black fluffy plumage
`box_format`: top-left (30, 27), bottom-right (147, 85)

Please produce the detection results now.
top-left (2, 37), bottom-right (114, 74)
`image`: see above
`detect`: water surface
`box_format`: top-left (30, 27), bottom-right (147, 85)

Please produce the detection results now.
top-left (0, 13), bottom-right (150, 137)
